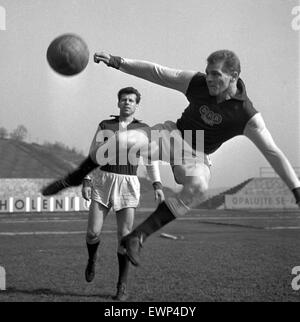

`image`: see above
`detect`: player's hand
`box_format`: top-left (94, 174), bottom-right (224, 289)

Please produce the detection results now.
top-left (82, 186), bottom-right (91, 201)
top-left (154, 189), bottom-right (165, 204)
top-left (94, 51), bottom-right (111, 65)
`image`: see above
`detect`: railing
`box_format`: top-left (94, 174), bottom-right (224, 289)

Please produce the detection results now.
top-left (259, 167), bottom-right (300, 178)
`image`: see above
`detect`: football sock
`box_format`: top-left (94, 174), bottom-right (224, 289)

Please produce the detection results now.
top-left (133, 201), bottom-right (176, 241)
top-left (117, 252), bottom-right (130, 285)
top-left (66, 156), bottom-right (98, 186)
top-left (86, 240), bottom-right (100, 262)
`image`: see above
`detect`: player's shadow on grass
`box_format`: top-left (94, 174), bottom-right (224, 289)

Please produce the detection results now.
top-left (5, 287), bottom-right (113, 301)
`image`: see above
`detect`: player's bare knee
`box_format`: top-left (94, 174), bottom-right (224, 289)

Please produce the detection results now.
top-left (187, 177), bottom-right (208, 197)
top-left (197, 177), bottom-right (209, 194)
top-left (86, 230), bottom-right (101, 244)
top-left (117, 228), bottom-right (131, 240)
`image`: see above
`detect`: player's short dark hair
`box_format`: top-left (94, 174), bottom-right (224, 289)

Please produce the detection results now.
top-left (118, 87), bottom-right (141, 104)
top-left (207, 50), bottom-right (241, 76)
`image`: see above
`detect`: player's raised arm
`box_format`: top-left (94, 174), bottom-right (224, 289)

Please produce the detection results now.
top-left (94, 51), bottom-right (196, 94)
top-left (243, 113), bottom-right (300, 206)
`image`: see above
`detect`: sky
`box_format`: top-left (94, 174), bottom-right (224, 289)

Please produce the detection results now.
top-left (0, 0), bottom-right (299, 190)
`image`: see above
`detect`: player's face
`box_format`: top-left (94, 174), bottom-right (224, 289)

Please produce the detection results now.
top-left (205, 61), bottom-right (233, 97)
top-left (118, 93), bottom-right (138, 117)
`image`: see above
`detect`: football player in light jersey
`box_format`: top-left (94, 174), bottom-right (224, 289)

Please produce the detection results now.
top-left (42, 50), bottom-right (300, 269)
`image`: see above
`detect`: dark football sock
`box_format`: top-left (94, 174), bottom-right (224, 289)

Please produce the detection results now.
top-left (134, 201), bottom-right (176, 240)
top-left (117, 252), bottom-right (130, 285)
top-left (66, 156), bottom-right (98, 186)
top-left (86, 240), bottom-right (100, 262)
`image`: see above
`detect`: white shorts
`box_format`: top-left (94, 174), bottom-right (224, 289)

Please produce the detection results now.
top-left (91, 169), bottom-right (140, 212)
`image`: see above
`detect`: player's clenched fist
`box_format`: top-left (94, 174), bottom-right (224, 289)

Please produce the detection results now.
top-left (94, 52), bottom-right (122, 69)
top-left (94, 51), bottom-right (110, 64)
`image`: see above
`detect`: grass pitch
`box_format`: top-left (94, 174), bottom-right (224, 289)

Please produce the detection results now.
top-left (0, 209), bottom-right (299, 302)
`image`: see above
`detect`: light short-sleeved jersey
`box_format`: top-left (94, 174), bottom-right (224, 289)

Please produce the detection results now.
top-left (176, 73), bottom-right (258, 154)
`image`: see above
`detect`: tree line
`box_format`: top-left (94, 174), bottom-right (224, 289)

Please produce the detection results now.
top-left (0, 124), bottom-right (84, 156)
top-left (0, 125), bottom-right (28, 141)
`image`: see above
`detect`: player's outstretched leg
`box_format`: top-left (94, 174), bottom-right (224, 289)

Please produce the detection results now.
top-left (41, 156), bottom-right (98, 196)
top-left (121, 201), bottom-right (177, 266)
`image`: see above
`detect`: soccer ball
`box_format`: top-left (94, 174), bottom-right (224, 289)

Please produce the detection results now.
top-left (46, 33), bottom-right (89, 76)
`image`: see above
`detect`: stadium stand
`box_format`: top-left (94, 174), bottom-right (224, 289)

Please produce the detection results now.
top-left (0, 178), bottom-right (81, 198)
top-left (236, 177), bottom-right (292, 196)
top-left (197, 168), bottom-right (300, 210)
top-left (0, 138), bottom-right (91, 213)
top-left (197, 178), bottom-right (254, 209)
top-left (1, 138), bottom-right (298, 211)
top-left (225, 177), bottom-right (298, 209)
top-left (0, 138), bottom-right (81, 178)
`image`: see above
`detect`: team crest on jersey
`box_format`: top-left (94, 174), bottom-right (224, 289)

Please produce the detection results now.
top-left (199, 105), bottom-right (222, 126)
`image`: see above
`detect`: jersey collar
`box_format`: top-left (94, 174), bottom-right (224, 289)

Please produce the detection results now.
top-left (109, 115), bottom-right (142, 123)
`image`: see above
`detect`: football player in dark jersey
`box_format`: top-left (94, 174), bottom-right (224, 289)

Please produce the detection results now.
top-left (81, 87), bottom-right (164, 300)
top-left (42, 50), bottom-right (300, 268)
